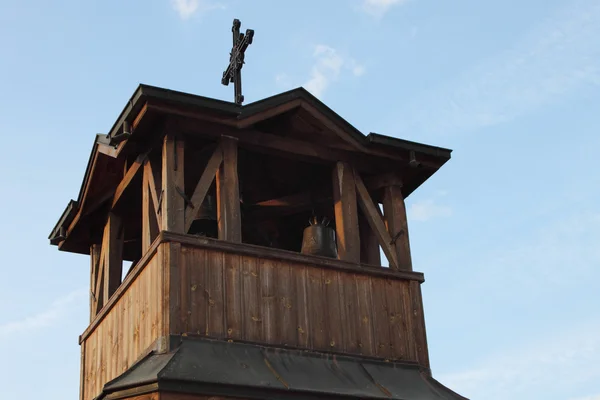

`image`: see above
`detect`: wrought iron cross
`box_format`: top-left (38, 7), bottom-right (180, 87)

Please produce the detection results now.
top-left (221, 19), bottom-right (254, 105)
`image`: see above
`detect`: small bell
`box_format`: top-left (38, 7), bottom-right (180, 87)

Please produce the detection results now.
top-left (188, 194), bottom-right (218, 237)
top-left (301, 216), bottom-right (338, 258)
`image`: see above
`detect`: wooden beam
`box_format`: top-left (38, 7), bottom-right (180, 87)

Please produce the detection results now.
top-left (354, 170), bottom-right (399, 269)
top-left (168, 116), bottom-right (384, 173)
top-left (89, 244), bottom-right (101, 320)
top-left (145, 155), bottom-right (161, 221)
top-left (332, 162), bottom-right (360, 263)
top-left (382, 185), bottom-right (412, 271)
top-left (111, 153), bottom-right (146, 209)
top-left (142, 160), bottom-right (160, 254)
top-left (184, 143), bottom-right (223, 232)
top-left (246, 188), bottom-right (332, 218)
top-left (161, 134), bottom-right (185, 233)
top-left (102, 212), bottom-right (123, 301)
top-left (217, 136), bottom-right (242, 242)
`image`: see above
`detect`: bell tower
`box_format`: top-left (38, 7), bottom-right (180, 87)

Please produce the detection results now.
top-left (50, 25), bottom-right (467, 399)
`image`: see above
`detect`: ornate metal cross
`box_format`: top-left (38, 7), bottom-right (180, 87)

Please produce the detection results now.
top-left (221, 19), bottom-right (254, 105)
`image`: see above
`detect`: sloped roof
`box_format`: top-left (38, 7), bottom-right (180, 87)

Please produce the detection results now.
top-left (49, 84), bottom-right (452, 252)
top-left (100, 336), bottom-right (467, 400)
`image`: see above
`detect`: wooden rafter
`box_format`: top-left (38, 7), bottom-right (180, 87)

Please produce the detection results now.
top-left (354, 170), bottom-right (399, 270)
top-left (184, 143), bottom-right (223, 232)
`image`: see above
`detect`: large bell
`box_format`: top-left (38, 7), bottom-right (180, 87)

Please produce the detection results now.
top-left (188, 194), bottom-right (218, 238)
top-left (301, 216), bottom-right (338, 258)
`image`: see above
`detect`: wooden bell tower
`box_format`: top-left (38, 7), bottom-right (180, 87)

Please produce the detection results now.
top-left (50, 84), bottom-right (467, 400)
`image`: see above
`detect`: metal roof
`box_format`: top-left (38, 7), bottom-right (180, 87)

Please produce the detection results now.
top-left (100, 336), bottom-right (467, 400)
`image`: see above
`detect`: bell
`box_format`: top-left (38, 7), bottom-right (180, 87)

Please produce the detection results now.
top-left (188, 194), bottom-right (218, 237)
top-left (301, 216), bottom-right (338, 258)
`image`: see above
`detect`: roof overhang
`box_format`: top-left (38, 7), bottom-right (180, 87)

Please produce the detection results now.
top-left (50, 84), bottom-right (452, 253)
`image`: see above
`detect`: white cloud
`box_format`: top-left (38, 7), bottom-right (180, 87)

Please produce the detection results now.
top-left (408, 199), bottom-right (452, 221)
top-left (438, 319), bottom-right (600, 400)
top-left (0, 288), bottom-right (86, 337)
top-left (303, 45), bottom-right (366, 98)
top-left (171, 0), bottom-right (224, 20)
top-left (362, 0), bottom-right (410, 17)
top-left (395, 0), bottom-right (600, 137)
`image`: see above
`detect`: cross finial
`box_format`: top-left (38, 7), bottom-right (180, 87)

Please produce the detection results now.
top-left (221, 18), bottom-right (254, 105)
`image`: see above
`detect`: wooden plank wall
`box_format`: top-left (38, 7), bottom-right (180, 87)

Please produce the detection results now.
top-left (82, 254), bottom-right (163, 400)
top-left (171, 245), bottom-right (429, 365)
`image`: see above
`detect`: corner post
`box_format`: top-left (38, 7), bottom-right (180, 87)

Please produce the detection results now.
top-left (382, 185), bottom-right (412, 271)
top-left (332, 161), bottom-right (360, 263)
top-left (161, 134), bottom-right (185, 233)
top-left (216, 136), bottom-right (242, 242)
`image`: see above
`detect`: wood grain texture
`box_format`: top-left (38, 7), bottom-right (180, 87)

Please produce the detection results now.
top-left (216, 137), bottom-right (241, 242)
top-left (382, 185), bottom-right (412, 271)
top-left (82, 253), bottom-right (162, 400)
top-left (332, 161), bottom-right (360, 263)
top-left (171, 243), bottom-right (421, 362)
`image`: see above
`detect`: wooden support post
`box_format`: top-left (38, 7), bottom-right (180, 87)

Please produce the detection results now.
top-left (216, 137), bottom-right (242, 242)
top-left (89, 244), bottom-right (101, 321)
top-left (354, 171), bottom-right (399, 269)
top-left (382, 185), bottom-right (412, 271)
top-left (102, 212), bottom-right (123, 301)
top-left (332, 162), bottom-right (360, 263)
top-left (161, 134), bottom-right (185, 233)
top-left (359, 214), bottom-right (381, 266)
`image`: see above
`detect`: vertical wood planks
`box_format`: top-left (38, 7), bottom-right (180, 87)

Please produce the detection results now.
top-left (370, 277), bottom-right (392, 359)
top-left (188, 248), bottom-right (208, 336)
top-left (294, 265), bottom-right (310, 348)
top-left (323, 269), bottom-right (344, 352)
top-left (275, 261), bottom-right (297, 347)
top-left (410, 281), bottom-right (430, 368)
top-left (341, 272), bottom-right (359, 354)
top-left (385, 280), bottom-right (409, 360)
top-left (332, 161), bottom-right (361, 263)
top-left (82, 255), bottom-right (162, 400)
top-left (306, 267), bottom-right (327, 351)
top-left (260, 259), bottom-right (277, 343)
top-left (225, 253), bottom-right (242, 339)
top-left (355, 275), bottom-right (375, 356)
top-left (206, 250), bottom-right (225, 338)
top-left (241, 256), bottom-right (261, 341)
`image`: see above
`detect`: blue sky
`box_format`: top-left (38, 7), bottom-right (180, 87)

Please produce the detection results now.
top-left (1, 0), bottom-right (599, 398)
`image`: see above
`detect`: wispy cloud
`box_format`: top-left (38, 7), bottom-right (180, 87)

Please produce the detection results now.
top-left (438, 319), bottom-right (600, 400)
top-left (0, 288), bottom-right (86, 337)
top-left (303, 45), bottom-right (365, 98)
top-left (171, 0), bottom-right (224, 20)
top-left (361, 0), bottom-right (410, 17)
top-left (408, 198), bottom-right (452, 221)
top-left (396, 0), bottom-right (600, 137)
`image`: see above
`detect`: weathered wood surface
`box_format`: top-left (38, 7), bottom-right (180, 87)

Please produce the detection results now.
top-left (170, 242), bottom-right (424, 362)
top-left (82, 252), bottom-right (162, 400)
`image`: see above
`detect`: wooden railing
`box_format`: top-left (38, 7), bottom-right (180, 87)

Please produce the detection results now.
top-left (79, 231), bottom-right (430, 400)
